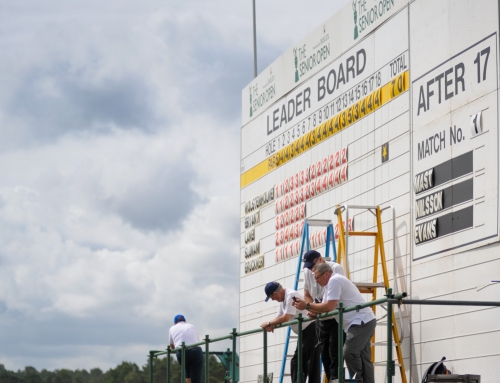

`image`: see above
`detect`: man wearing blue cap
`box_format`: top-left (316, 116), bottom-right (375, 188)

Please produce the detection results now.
top-left (261, 282), bottom-right (320, 383)
top-left (169, 315), bottom-right (203, 383)
top-left (302, 250), bottom-right (345, 381)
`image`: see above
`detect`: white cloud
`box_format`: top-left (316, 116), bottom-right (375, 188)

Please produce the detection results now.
top-left (0, 0), bottom-right (350, 372)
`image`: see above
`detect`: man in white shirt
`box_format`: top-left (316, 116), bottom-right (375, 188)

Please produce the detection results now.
top-left (261, 282), bottom-right (320, 383)
top-left (292, 263), bottom-right (376, 383)
top-left (302, 250), bottom-right (345, 381)
top-left (169, 315), bottom-right (203, 383)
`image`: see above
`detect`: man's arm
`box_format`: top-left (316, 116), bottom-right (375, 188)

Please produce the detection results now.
top-left (168, 331), bottom-right (174, 350)
top-left (304, 289), bottom-right (314, 303)
top-left (303, 269), bottom-right (314, 303)
top-left (292, 298), bottom-right (338, 314)
top-left (260, 314), bottom-right (293, 332)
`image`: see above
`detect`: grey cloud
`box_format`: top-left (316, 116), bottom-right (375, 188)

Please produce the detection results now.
top-left (9, 67), bottom-right (157, 139)
top-left (0, 313), bottom-right (161, 348)
top-left (105, 160), bottom-right (201, 232)
top-left (160, 15), bottom-right (253, 124)
top-left (0, 308), bottom-right (235, 371)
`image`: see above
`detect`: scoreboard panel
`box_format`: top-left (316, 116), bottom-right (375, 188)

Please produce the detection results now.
top-left (240, 0), bottom-right (500, 381)
top-left (411, 30), bottom-right (499, 260)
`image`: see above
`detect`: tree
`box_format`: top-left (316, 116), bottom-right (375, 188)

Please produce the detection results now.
top-left (123, 371), bottom-right (142, 383)
top-left (23, 367), bottom-right (43, 383)
top-left (88, 369), bottom-right (103, 383)
top-left (0, 364), bottom-right (21, 383)
top-left (0, 353), bottom-right (231, 383)
top-left (54, 369), bottom-right (73, 383)
top-left (73, 370), bottom-right (90, 383)
top-left (103, 362), bottom-right (141, 383)
top-left (145, 355), bottom-right (227, 383)
top-left (40, 369), bottom-right (55, 383)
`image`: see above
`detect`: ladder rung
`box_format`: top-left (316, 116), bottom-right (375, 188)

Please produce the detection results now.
top-left (372, 341), bottom-right (387, 346)
top-left (348, 231), bottom-right (377, 236)
top-left (290, 335), bottom-right (298, 339)
top-left (298, 278), bottom-right (304, 282)
top-left (354, 282), bottom-right (386, 288)
top-left (306, 219), bottom-right (332, 227)
top-left (372, 341), bottom-right (402, 346)
top-left (287, 354), bottom-right (294, 357)
top-left (354, 282), bottom-right (385, 293)
top-left (373, 362), bottom-right (402, 367)
top-left (376, 321), bottom-right (394, 326)
top-left (358, 289), bottom-right (374, 294)
top-left (283, 374), bottom-right (291, 377)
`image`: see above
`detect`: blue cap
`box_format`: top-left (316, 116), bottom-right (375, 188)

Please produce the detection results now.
top-left (303, 250), bottom-right (321, 269)
top-left (264, 282), bottom-right (280, 302)
top-left (174, 314), bottom-right (186, 323)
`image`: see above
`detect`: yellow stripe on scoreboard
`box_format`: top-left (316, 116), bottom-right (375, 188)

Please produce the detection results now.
top-left (240, 70), bottom-right (409, 189)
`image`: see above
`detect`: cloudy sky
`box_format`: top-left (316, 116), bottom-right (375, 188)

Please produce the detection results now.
top-left (0, 0), bottom-right (349, 372)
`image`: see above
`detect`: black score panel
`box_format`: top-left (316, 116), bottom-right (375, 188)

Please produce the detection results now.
top-left (433, 151), bottom-right (473, 188)
top-left (414, 151), bottom-right (473, 194)
top-left (415, 178), bottom-right (473, 220)
top-left (415, 206), bottom-right (473, 245)
top-left (437, 206), bottom-right (474, 236)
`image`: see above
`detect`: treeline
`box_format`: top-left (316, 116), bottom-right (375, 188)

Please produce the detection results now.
top-left (0, 356), bottom-right (228, 383)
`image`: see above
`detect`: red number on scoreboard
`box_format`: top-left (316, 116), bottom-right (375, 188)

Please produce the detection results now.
top-left (340, 165), bottom-right (347, 184)
top-left (341, 147), bottom-right (348, 164)
top-left (334, 168), bottom-right (341, 186)
top-left (310, 163), bottom-right (316, 180)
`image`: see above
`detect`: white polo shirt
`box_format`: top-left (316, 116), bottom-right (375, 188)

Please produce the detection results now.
top-left (303, 260), bottom-right (345, 302)
top-left (169, 322), bottom-right (200, 348)
top-left (277, 289), bottom-right (312, 334)
top-left (322, 274), bottom-right (376, 331)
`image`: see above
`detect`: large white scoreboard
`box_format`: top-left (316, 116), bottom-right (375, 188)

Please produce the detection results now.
top-left (240, 0), bottom-right (500, 381)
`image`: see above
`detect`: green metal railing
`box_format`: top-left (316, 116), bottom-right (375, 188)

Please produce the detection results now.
top-left (148, 292), bottom-right (500, 383)
top-left (149, 289), bottom-right (407, 383)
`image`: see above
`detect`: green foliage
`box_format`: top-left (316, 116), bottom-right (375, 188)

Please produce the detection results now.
top-left (0, 355), bottom-right (228, 383)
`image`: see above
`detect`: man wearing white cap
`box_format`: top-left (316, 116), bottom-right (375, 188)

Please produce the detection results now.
top-left (169, 315), bottom-right (203, 383)
top-left (261, 282), bottom-right (320, 383)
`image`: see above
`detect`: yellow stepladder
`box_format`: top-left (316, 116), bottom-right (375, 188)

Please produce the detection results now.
top-left (334, 205), bottom-right (407, 383)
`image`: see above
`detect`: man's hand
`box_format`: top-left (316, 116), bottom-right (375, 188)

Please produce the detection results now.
top-left (260, 321), bottom-right (274, 332)
top-left (307, 311), bottom-right (317, 319)
top-left (292, 297), bottom-right (306, 310)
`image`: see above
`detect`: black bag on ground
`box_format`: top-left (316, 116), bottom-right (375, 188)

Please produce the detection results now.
top-left (422, 357), bottom-right (451, 383)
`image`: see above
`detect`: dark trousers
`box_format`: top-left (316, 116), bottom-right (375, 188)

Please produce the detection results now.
top-left (176, 347), bottom-right (203, 383)
top-left (290, 322), bottom-right (321, 383)
top-left (318, 318), bottom-right (346, 381)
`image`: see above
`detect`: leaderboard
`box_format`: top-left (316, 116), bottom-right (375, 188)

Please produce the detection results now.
top-left (411, 33), bottom-right (499, 260)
